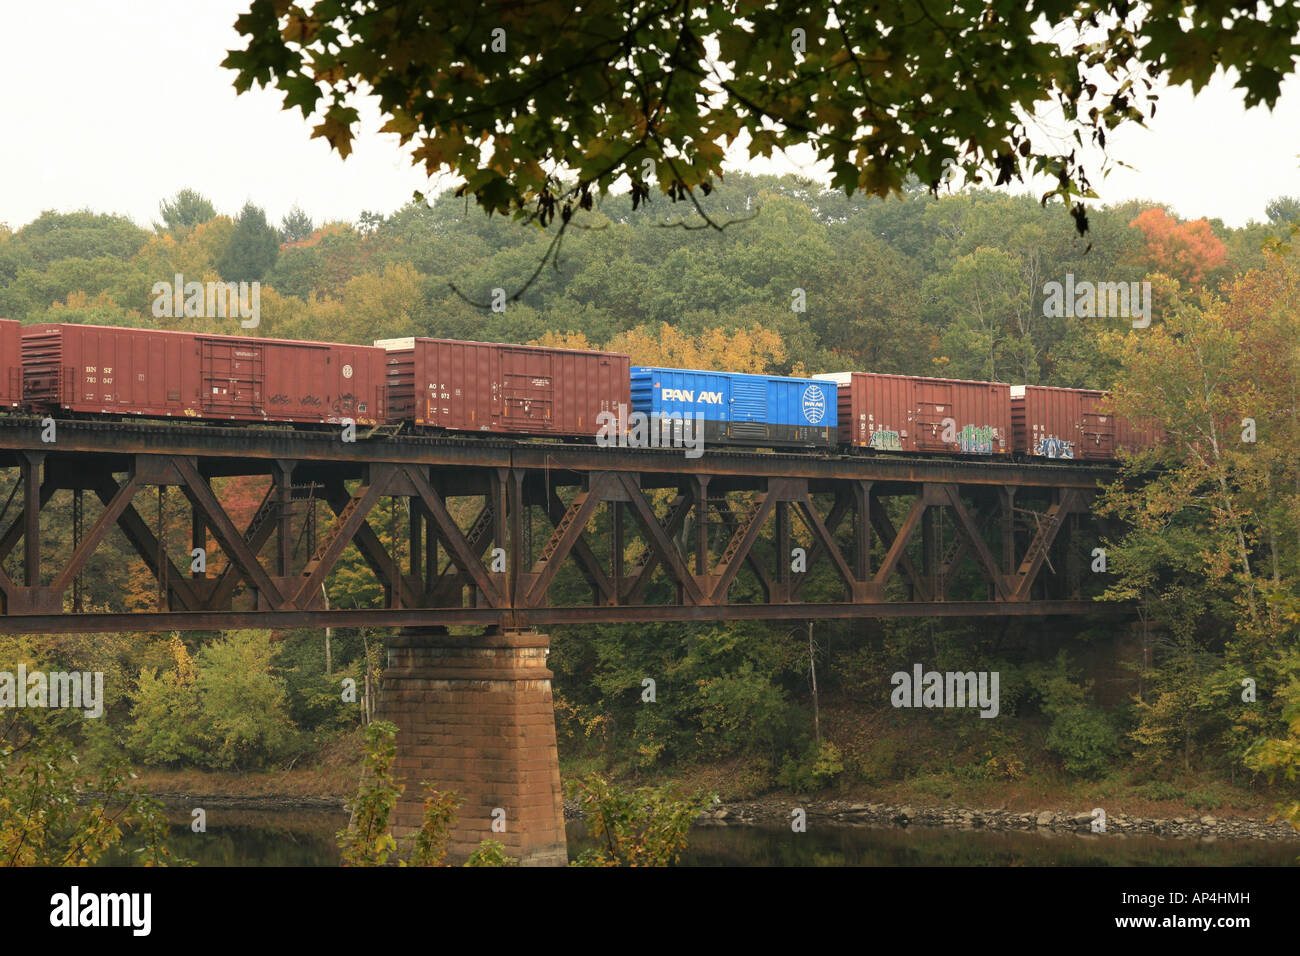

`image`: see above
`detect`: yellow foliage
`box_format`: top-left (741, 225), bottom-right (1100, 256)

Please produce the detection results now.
top-left (169, 633), bottom-right (197, 685)
top-left (604, 322), bottom-right (786, 373)
top-left (529, 330), bottom-right (593, 351)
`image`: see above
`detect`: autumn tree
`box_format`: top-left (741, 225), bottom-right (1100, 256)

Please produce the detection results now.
top-left (606, 322), bottom-right (787, 374)
top-left (529, 331), bottom-right (595, 351)
top-left (1100, 248), bottom-right (1300, 771)
top-left (1129, 208), bottom-right (1228, 287)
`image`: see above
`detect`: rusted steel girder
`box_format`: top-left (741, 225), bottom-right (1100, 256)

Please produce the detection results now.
top-left (0, 422), bottom-right (1127, 633)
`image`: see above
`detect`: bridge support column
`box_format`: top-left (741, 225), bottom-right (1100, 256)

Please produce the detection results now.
top-left (376, 628), bottom-right (567, 866)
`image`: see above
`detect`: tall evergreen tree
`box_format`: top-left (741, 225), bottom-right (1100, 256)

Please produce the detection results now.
top-left (157, 188), bottom-right (216, 234)
top-left (280, 205), bottom-right (314, 244)
top-left (218, 201), bottom-right (279, 282)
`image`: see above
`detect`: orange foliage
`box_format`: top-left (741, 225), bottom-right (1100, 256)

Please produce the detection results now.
top-left (1129, 208), bottom-right (1226, 286)
top-left (280, 221), bottom-right (351, 252)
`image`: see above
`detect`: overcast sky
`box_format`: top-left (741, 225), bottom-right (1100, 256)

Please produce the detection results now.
top-left (3, 1), bottom-right (1299, 232)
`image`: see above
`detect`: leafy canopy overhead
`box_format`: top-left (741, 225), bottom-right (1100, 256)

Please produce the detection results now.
top-left (224, 1), bottom-right (1300, 234)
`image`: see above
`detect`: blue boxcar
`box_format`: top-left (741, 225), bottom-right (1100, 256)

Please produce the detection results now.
top-left (629, 366), bottom-right (836, 449)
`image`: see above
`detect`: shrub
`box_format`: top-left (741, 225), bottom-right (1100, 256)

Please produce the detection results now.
top-left (1136, 780), bottom-right (1187, 802)
top-left (778, 741), bottom-right (845, 791)
top-left (2, 715), bottom-right (187, 867)
top-left (1045, 707), bottom-right (1120, 779)
top-left (566, 773), bottom-right (711, 866)
top-left (464, 840), bottom-right (518, 867)
top-left (127, 631), bottom-right (298, 771)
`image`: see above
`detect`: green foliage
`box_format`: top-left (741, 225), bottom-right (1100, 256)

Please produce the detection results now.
top-left (225, 0), bottom-right (1300, 237)
top-left (337, 721), bottom-right (402, 867)
top-left (1186, 784), bottom-right (1233, 812)
top-left (280, 205), bottom-right (315, 243)
top-left (1244, 662), bottom-right (1300, 832)
top-left (126, 631), bottom-right (297, 771)
top-left (463, 840), bottom-right (519, 867)
top-left (157, 189), bottom-right (217, 234)
top-left (128, 665), bottom-right (204, 766)
top-left (1025, 651), bottom-right (1091, 718)
top-left (275, 628), bottom-right (365, 738)
top-left (853, 737), bottom-right (910, 786)
top-left (566, 773), bottom-right (711, 867)
top-left (407, 789), bottom-right (460, 867)
top-left (217, 201), bottom-right (279, 282)
top-left (1045, 708), bottom-right (1121, 780)
top-left (552, 619), bottom-right (805, 771)
top-left (1136, 780), bottom-right (1186, 802)
top-left (0, 715), bottom-right (187, 867)
top-left (194, 630), bottom-right (297, 769)
top-left (778, 740), bottom-right (845, 792)
top-left (697, 661), bottom-right (791, 757)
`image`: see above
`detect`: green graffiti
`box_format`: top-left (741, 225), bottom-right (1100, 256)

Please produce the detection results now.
top-left (868, 429), bottom-right (902, 451)
top-left (958, 424), bottom-right (995, 454)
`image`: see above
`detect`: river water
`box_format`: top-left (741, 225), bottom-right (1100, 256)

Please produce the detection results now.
top-left (99, 809), bottom-right (1300, 866)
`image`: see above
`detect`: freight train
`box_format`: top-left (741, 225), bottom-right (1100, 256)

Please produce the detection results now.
top-left (0, 319), bottom-right (1160, 461)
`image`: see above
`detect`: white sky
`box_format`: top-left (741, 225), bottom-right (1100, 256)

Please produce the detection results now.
top-left (2, 1), bottom-right (1299, 232)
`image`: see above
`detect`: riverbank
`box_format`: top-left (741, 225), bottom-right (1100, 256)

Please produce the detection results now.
top-left (687, 799), bottom-right (1300, 841)
top-left (123, 768), bottom-right (1299, 842)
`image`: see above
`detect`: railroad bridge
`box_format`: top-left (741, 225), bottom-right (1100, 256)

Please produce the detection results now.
top-left (0, 416), bottom-right (1128, 864)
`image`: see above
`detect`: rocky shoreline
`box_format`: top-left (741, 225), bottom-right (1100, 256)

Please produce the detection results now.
top-left (131, 792), bottom-right (1298, 842)
top-left (567, 798), bottom-right (1300, 841)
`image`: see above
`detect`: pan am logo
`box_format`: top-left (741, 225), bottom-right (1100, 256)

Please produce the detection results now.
top-left (661, 388), bottom-right (723, 405)
top-left (802, 385), bottom-right (826, 425)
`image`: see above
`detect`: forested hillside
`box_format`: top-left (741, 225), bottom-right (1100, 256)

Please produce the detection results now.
top-left (3, 175), bottom-right (1299, 821)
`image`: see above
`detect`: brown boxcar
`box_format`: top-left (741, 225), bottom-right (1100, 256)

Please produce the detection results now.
top-left (0, 319), bottom-right (22, 408)
top-left (814, 371), bottom-right (1012, 455)
top-left (1011, 385), bottom-right (1116, 460)
top-left (1011, 384), bottom-right (1163, 460)
top-left (22, 323), bottom-right (386, 424)
top-left (375, 337), bottom-right (630, 437)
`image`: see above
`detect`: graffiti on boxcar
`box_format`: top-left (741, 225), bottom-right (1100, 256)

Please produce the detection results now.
top-left (268, 394), bottom-right (290, 405)
top-left (300, 395), bottom-right (322, 406)
top-left (958, 424), bottom-right (996, 454)
top-left (868, 429), bottom-right (902, 451)
top-left (1034, 436), bottom-right (1075, 459)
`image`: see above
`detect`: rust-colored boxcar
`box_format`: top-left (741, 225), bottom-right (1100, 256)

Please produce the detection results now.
top-left (0, 319), bottom-right (22, 408)
top-left (814, 371), bottom-right (1012, 455)
top-left (22, 323), bottom-right (386, 424)
top-left (1011, 384), bottom-right (1163, 460)
top-left (1011, 385), bottom-right (1116, 460)
top-left (375, 337), bottom-right (630, 437)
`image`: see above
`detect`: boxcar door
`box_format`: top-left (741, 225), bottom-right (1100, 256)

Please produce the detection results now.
top-left (913, 381), bottom-right (954, 451)
top-left (200, 339), bottom-right (263, 416)
top-left (1080, 406), bottom-right (1116, 460)
top-left (499, 347), bottom-right (554, 431)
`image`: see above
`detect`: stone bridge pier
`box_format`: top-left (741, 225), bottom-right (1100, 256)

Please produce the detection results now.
top-left (375, 628), bottom-right (567, 866)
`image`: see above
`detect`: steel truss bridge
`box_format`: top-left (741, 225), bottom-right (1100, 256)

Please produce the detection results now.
top-left (0, 416), bottom-right (1127, 634)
